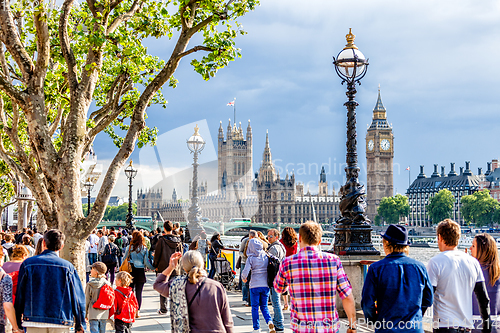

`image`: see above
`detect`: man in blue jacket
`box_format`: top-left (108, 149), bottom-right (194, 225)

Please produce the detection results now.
top-left (361, 224), bottom-right (433, 333)
top-left (15, 229), bottom-right (86, 333)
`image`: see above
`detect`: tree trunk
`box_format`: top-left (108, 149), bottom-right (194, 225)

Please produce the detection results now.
top-left (36, 211), bottom-right (47, 233)
top-left (60, 232), bottom-right (86, 284)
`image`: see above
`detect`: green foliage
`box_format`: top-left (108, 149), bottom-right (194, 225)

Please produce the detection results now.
top-left (0, 177), bottom-right (15, 208)
top-left (1, 0), bottom-right (259, 154)
top-left (376, 194), bottom-right (410, 225)
top-left (374, 215), bottom-right (382, 226)
top-left (426, 189), bottom-right (455, 224)
top-left (102, 203), bottom-right (137, 221)
top-left (460, 190), bottom-right (500, 227)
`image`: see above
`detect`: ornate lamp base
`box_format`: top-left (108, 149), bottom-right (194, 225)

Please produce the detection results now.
top-left (334, 224), bottom-right (380, 255)
top-left (185, 222), bottom-right (205, 243)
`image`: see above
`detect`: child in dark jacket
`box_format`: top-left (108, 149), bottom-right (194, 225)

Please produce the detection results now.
top-left (111, 271), bottom-right (138, 333)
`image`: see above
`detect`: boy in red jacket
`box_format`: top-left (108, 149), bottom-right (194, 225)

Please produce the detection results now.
top-left (110, 271), bottom-right (138, 333)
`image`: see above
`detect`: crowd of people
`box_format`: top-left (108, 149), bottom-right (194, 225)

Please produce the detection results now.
top-left (2, 218), bottom-right (499, 333)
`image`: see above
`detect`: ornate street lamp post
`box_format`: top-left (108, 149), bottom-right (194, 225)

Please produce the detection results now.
top-left (333, 29), bottom-right (379, 255)
top-left (186, 125), bottom-right (206, 242)
top-left (124, 161), bottom-right (138, 231)
top-left (84, 180), bottom-right (94, 217)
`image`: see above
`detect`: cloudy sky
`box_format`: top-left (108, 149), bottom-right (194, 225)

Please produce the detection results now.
top-left (91, 0), bottom-right (500, 201)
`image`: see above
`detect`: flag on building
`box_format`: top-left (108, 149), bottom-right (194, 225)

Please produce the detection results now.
top-left (227, 101), bottom-right (234, 106)
top-left (406, 166), bottom-right (410, 171)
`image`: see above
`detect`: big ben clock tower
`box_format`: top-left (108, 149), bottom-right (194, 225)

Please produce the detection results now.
top-left (366, 87), bottom-right (394, 222)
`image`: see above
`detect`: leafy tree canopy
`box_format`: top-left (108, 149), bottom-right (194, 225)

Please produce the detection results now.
top-left (376, 194), bottom-right (410, 225)
top-left (0, 0), bottom-right (259, 273)
top-left (426, 189), bottom-right (455, 224)
top-left (461, 190), bottom-right (500, 227)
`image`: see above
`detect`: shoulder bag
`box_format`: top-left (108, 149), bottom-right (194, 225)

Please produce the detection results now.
top-left (119, 246), bottom-right (133, 273)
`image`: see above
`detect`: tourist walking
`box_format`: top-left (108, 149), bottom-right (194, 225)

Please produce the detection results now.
top-left (4, 246), bottom-right (29, 304)
top-left (111, 271), bottom-right (139, 333)
top-left (97, 230), bottom-right (108, 261)
top-left (274, 221), bottom-right (356, 333)
top-left (86, 262), bottom-right (112, 333)
top-left (88, 230), bottom-right (100, 265)
top-left (153, 250), bottom-right (234, 333)
top-left (267, 229), bottom-right (286, 332)
top-left (242, 238), bottom-right (276, 333)
top-left (123, 231), bottom-right (153, 315)
top-left (361, 224), bottom-right (433, 333)
top-left (197, 231), bottom-right (209, 265)
top-left (279, 227), bottom-right (297, 310)
top-left (153, 221), bottom-right (182, 315)
top-left (470, 233), bottom-right (500, 333)
top-left (15, 229), bottom-right (86, 333)
top-left (239, 233), bottom-right (252, 306)
top-left (21, 235), bottom-right (35, 257)
top-left (427, 219), bottom-right (491, 333)
top-left (208, 233), bottom-right (224, 279)
top-left (0, 249), bottom-right (22, 333)
top-left (102, 235), bottom-right (120, 284)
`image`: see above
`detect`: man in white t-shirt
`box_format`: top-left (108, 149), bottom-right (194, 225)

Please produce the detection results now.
top-left (88, 230), bottom-right (99, 265)
top-left (427, 219), bottom-right (491, 333)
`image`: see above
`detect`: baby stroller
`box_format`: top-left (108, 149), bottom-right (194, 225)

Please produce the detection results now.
top-left (214, 254), bottom-right (236, 290)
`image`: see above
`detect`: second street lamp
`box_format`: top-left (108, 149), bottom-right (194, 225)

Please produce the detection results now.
top-left (333, 29), bottom-right (379, 255)
top-left (186, 124), bottom-right (206, 242)
top-left (124, 161), bottom-right (138, 231)
top-left (84, 180), bottom-right (94, 217)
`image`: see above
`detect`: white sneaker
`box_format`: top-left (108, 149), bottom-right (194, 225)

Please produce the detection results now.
top-left (253, 330), bottom-right (261, 333)
top-left (268, 322), bottom-right (276, 333)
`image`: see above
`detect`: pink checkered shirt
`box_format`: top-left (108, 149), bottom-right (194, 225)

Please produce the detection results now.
top-left (274, 246), bottom-right (352, 333)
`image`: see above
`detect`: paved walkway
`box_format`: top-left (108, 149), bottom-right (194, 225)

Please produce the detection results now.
top-left (123, 272), bottom-right (372, 333)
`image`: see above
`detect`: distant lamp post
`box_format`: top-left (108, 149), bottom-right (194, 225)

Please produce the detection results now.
top-left (124, 161), bottom-right (138, 231)
top-left (16, 183), bottom-right (35, 229)
top-left (187, 125), bottom-right (206, 241)
top-left (84, 180), bottom-right (94, 217)
top-left (333, 29), bottom-right (379, 255)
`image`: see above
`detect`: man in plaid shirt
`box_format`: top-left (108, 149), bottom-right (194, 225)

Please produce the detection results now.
top-left (274, 221), bottom-right (357, 333)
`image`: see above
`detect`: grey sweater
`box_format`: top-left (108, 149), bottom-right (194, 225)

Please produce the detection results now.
top-left (85, 277), bottom-right (110, 320)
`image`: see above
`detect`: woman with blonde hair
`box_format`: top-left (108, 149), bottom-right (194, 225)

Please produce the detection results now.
top-left (470, 233), bottom-right (500, 333)
top-left (153, 250), bottom-right (234, 333)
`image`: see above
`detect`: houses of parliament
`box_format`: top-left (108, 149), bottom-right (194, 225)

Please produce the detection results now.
top-left (137, 90), bottom-right (394, 224)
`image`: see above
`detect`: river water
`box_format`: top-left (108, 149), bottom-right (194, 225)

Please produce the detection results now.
top-left (221, 236), bottom-right (446, 265)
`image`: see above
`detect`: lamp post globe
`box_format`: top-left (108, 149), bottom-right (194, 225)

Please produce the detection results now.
top-left (186, 125), bottom-right (206, 242)
top-left (332, 29), bottom-right (379, 256)
top-left (124, 160), bottom-right (137, 231)
top-left (84, 180), bottom-right (94, 217)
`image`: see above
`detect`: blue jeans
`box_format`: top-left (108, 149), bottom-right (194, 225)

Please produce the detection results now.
top-left (270, 288), bottom-right (284, 330)
top-left (88, 253), bottom-right (97, 265)
top-left (241, 263), bottom-right (250, 304)
top-left (208, 253), bottom-right (217, 279)
top-left (250, 287), bottom-right (273, 331)
top-left (89, 319), bottom-right (107, 333)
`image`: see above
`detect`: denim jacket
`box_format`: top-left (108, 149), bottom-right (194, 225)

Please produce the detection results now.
top-left (15, 250), bottom-right (86, 330)
top-left (124, 245), bottom-right (153, 269)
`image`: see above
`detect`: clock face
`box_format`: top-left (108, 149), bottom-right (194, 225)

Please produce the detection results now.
top-left (381, 139), bottom-right (391, 151)
top-left (367, 139), bottom-right (374, 151)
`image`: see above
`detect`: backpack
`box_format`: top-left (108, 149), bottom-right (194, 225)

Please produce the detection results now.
top-left (115, 289), bottom-right (138, 323)
top-left (93, 284), bottom-right (115, 310)
top-left (3, 245), bottom-right (13, 259)
top-left (267, 254), bottom-right (281, 289)
top-left (101, 244), bottom-right (118, 265)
